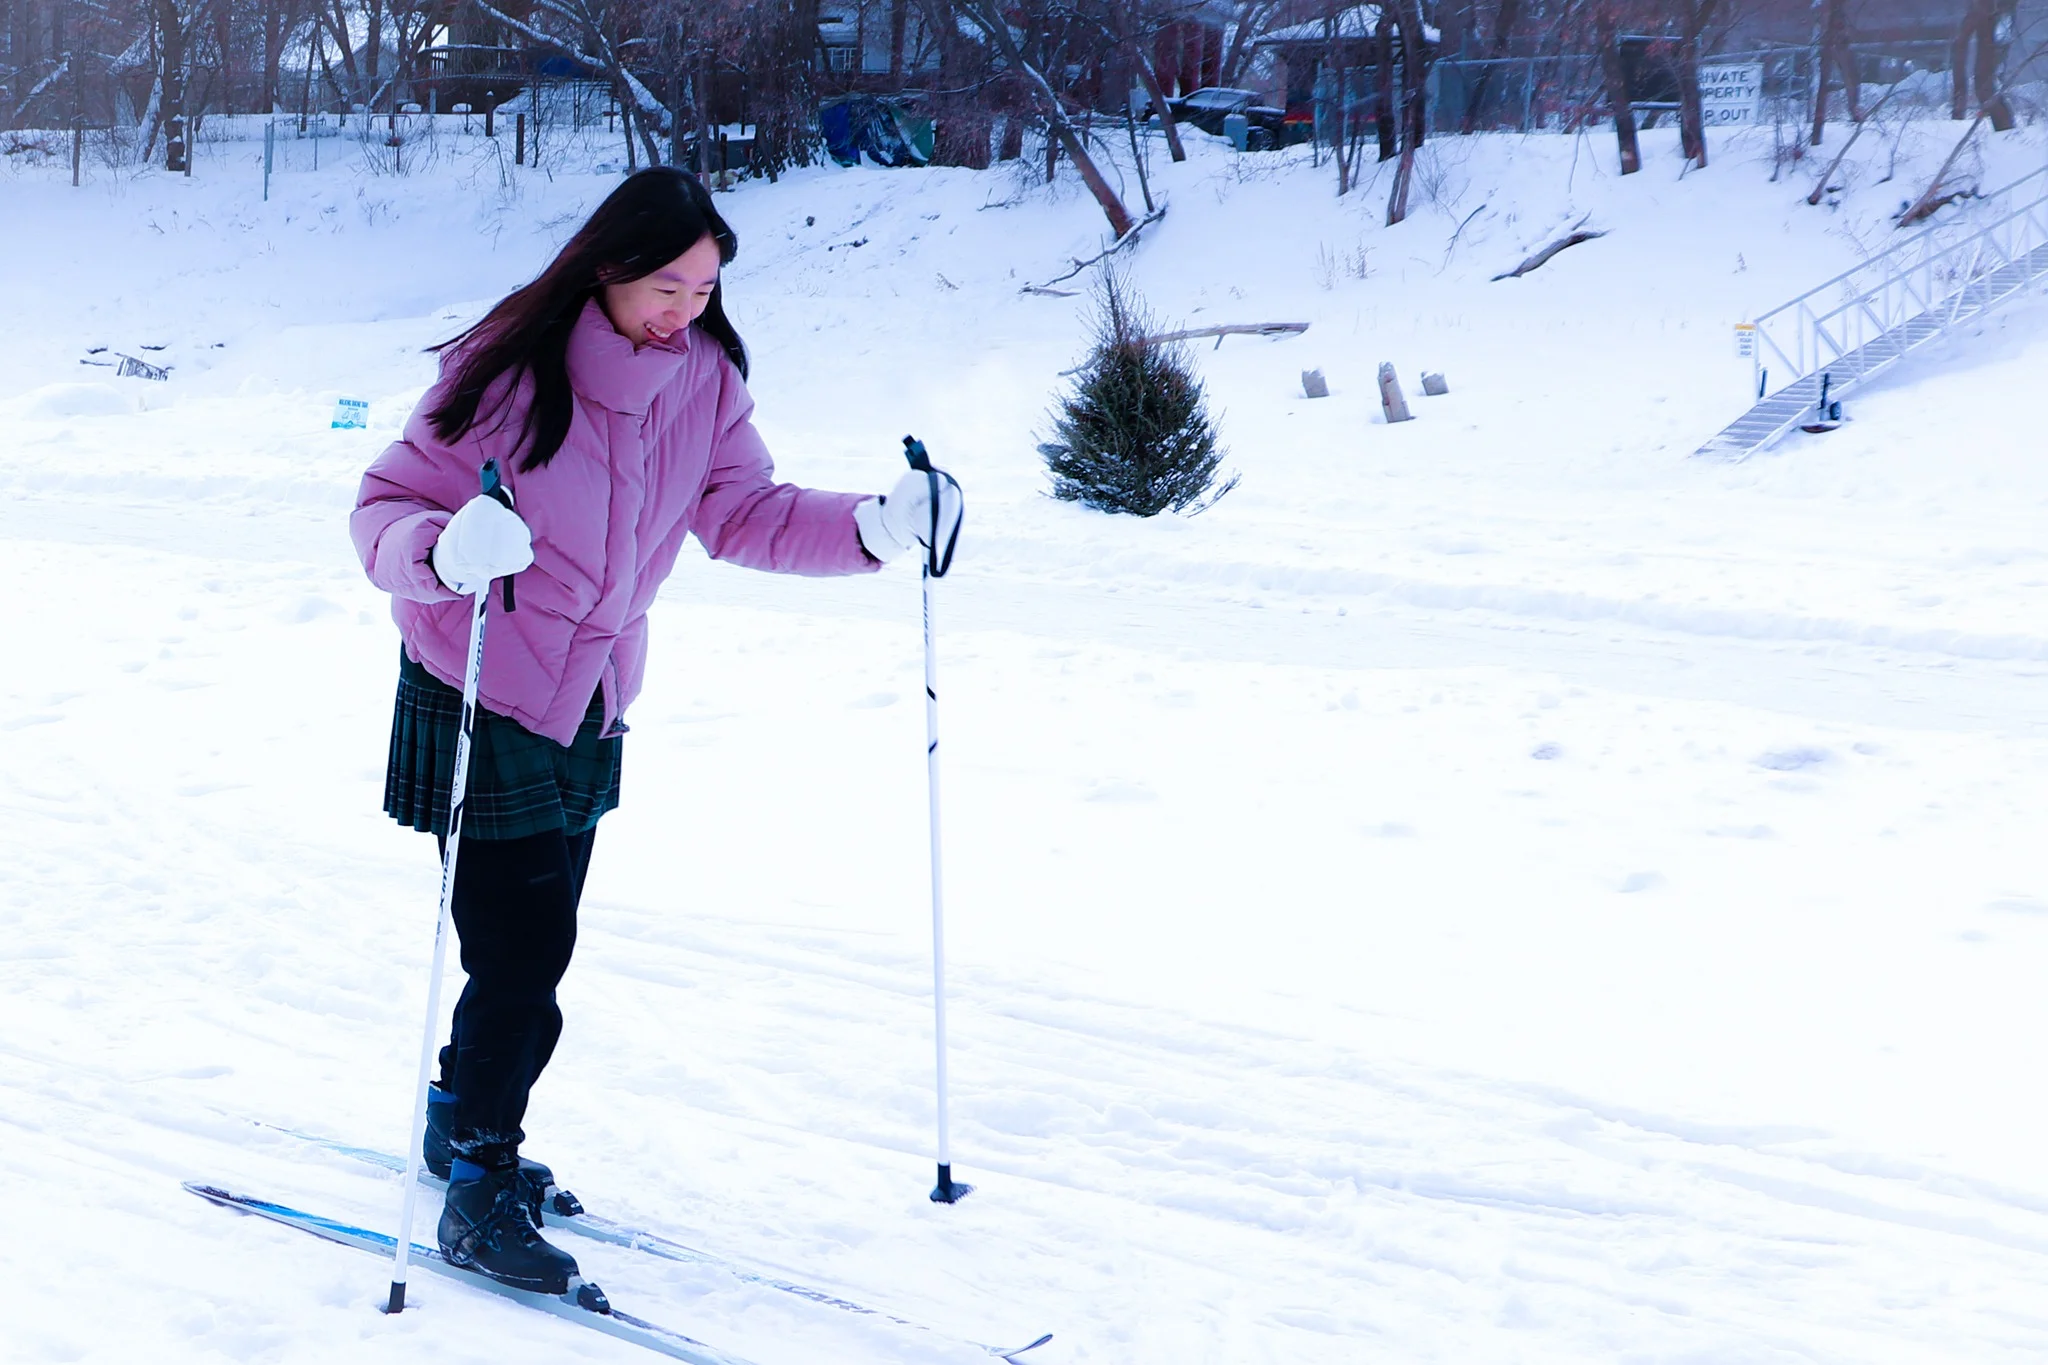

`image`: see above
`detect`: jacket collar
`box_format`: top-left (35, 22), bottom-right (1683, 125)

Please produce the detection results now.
top-left (565, 297), bottom-right (691, 416)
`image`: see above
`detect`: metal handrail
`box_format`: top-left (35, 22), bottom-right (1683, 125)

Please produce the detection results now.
top-left (1760, 165), bottom-right (2047, 321)
top-left (1750, 166), bottom-right (2048, 396)
top-left (1757, 198), bottom-right (2048, 377)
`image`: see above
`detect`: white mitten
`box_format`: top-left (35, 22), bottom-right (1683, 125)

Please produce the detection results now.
top-left (855, 468), bottom-right (964, 562)
top-left (432, 493), bottom-right (534, 595)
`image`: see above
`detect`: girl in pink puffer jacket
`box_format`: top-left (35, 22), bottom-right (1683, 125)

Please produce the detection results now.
top-left (350, 168), bottom-right (960, 1294)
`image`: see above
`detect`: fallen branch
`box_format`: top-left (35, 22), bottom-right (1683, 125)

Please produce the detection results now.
top-left (1023, 207), bottom-right (1169, 293)
top-left (1144, 322), bottom-right (1309, 347)
top-left (1492, 227), bottom-right (1608, 281)
top-left (1054, 322), bottom-right (1305, 375)
top-left (1021, 285), bottom-right (1079, 297)
top-left (1441, 202), bottom-right (1490, 269)
top-left (1895, 113), bottom-right (1985, 227)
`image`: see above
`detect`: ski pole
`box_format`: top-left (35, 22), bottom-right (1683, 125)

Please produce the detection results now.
top-left (902, 436), bottom-right (968, 1205)
top-left (387, 458), bottom-right (515, 1314)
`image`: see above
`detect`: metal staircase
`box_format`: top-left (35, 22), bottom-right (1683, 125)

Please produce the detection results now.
top-left (1697, 166), bottom-right (2048, 459)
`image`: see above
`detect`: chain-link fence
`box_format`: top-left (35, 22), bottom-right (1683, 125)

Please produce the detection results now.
top-left (1309, 42), bottom-right (1999, 146)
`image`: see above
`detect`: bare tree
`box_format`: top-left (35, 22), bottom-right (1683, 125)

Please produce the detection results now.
top-left (472, 0), bottom-right (679, 167)
top-left (1110, 0), bottom-right (1186, 163)
top-left (259, 0), bottom-right (309, 113)
top-left (1322, 8), bottom-right (1368, 195)
top-left (151, 0), bottom-right (206, 169)
top-left (1382, 0), bottom-right (1431, 224)
top-left (1215, 0), bottom-right (1278, 87)
top-left (954, 0), bottom-right (1137, 238)
top-left (307, 0), bottom-right (378, 113)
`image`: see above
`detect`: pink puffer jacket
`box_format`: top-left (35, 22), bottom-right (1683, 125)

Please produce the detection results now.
top-left (352, 299), bottom-right (877, 745)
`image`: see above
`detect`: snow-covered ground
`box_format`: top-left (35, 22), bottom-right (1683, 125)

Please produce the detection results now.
top-left (4, 115), bottom-right (2048, 1363)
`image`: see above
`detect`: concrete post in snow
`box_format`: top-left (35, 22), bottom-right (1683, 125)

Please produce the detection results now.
top-left (1379, 363), bottom-right (1413, 423)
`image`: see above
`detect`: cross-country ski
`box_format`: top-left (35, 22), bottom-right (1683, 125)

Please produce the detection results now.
top-left (236, 1115), bottom-right (1052, 1362)
top-left (185, 1182), bottom-right (762, 1365)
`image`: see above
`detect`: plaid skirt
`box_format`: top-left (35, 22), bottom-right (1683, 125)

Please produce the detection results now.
top-left (383, 649), bottom-right (622, 840)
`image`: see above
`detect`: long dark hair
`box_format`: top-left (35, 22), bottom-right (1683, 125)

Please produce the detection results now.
top-left (427, 167), bottom-right (746, 472)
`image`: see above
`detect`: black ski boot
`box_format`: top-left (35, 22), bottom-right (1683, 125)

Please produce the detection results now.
top-left (438, 1161), bottom-right (582, 1295)
top-left (425, 1085), bottom-right (583, 1221)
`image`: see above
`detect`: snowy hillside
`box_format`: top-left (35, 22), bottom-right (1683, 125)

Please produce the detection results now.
top-left (4, 117), bottom-right (2048, 1363)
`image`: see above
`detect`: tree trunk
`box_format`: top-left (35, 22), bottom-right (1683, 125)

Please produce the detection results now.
top-left (1810, 0), bottom-right (1843, 145)
top-left (695, 49), bottom-right (713, 181)
top-left (261, 0), bottom-right (289, 113)
top-left (1975, 0), bottom-right (2015, 131)
top-left (1332, 60), bottom-right (1354, 194)
top-left (1384, 0), bottom-right (1429, 225)
top-left (215, 0), bottom-right (234, 115)
top-left (918, 0), bottom-right (991, 167)
top-left (1676, 1), bottom-right (1718, 167)
top-left (1373, 8), bottom-right (1395, 161)
top-left (1461, 0), bottom-right (1522, 133)
top-left (364, 0), bottom-right (382, 113)
top-left (1128, 38), bottom-right (1186, 162)
top-left (1397, 0), bottom-right (1427, 152)
top-left (1597, 15), bottom-right (1640, 175)
top-left (1833, 10), bottom-right (1860, 120)
top-left (155, 0), bottom-right (187, 171)
top-left (1952, 13), bottom-right (1972, 119)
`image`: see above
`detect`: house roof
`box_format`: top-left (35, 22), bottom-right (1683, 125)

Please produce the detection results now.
top-left (1259, 6), bottom-right (1440, 48)
top-left (1261, 5), bottom-right (1382, 44)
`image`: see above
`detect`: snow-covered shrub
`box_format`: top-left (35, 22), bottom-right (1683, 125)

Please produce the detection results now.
top-left (1040, 270), bottom-right (1236, 517)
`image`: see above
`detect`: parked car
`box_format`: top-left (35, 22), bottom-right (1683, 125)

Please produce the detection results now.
top-left (1161, 87), bottom-right (1296, 150)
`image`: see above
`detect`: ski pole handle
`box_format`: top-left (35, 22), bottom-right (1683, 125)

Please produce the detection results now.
top-left (900, 436), bottom-right (960, 579)
top-left (479, 458), bottom-right (517, 613)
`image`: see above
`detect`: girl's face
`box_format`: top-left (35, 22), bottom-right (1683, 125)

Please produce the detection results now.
top-left (599, 235), bottom-right (723, 348)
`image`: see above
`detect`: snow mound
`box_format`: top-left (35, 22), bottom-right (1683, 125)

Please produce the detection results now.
top-left (7, 381), bottom-right (141, 420)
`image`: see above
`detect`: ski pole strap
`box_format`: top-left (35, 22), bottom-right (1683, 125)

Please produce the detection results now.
top-left (479, 458), bottom-right (517, 613)
top-left (901, 436), bottom-right (961, 579)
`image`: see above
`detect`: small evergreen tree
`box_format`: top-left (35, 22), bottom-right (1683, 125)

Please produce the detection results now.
top-left (1040, 271), bottom-right (1237, 518)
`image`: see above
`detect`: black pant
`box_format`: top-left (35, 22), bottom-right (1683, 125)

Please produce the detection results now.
top-left (434, 827), bottom-right (595, 1159)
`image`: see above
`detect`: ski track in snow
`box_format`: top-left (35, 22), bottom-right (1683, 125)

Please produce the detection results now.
top-left (5, 120), bottom-right (2048, 1362)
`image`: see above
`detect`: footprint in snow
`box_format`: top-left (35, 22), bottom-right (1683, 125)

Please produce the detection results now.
top-left (283, 596), bottom-right (343, 624)
top-left (1756, 746), bottom-right (1831, 772)
top-left (1085, 779), bottom-right (1156, 804)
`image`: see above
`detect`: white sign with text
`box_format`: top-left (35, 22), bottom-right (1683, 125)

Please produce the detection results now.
top-left (1700, 62), bottom-right (1764, 126)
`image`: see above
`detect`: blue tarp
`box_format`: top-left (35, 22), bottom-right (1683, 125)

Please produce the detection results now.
top-left (819, 96), bottom-right (933, 168)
